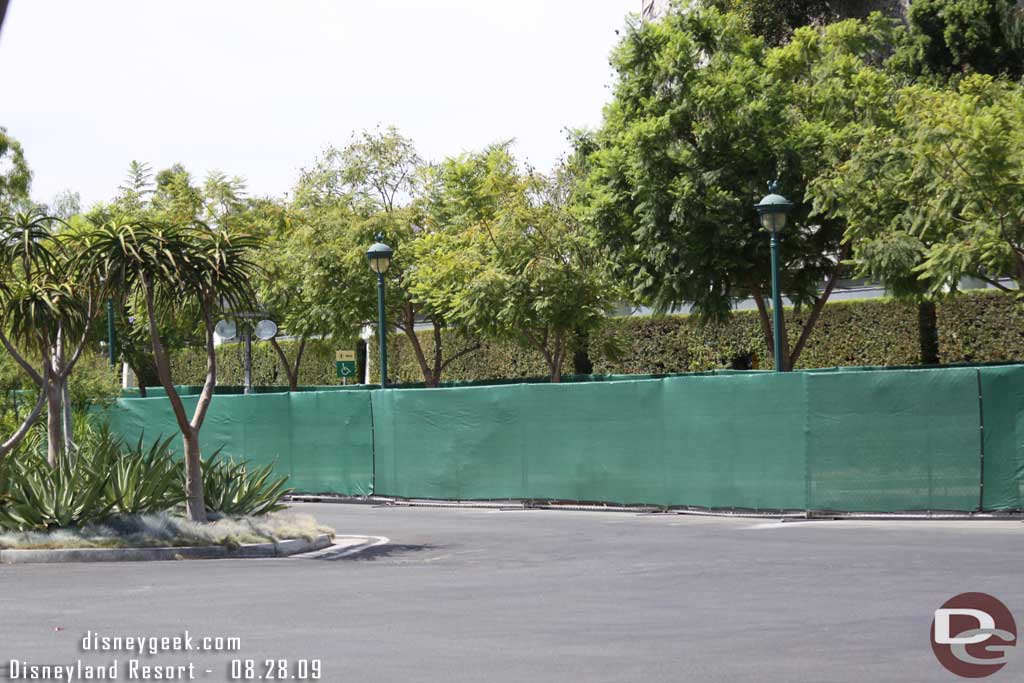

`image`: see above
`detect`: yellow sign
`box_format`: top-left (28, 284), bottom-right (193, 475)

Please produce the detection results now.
top-left (336, 350), bottom-right (356, 362)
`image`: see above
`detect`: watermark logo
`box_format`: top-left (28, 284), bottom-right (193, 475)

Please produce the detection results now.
top-left (931, 592), bottom-right (1017, 678)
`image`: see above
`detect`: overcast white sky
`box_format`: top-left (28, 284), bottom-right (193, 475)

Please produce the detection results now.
top-left (0, 0), bottom-right (638, 209)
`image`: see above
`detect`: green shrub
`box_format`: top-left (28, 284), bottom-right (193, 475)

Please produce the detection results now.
top-left (165, 292), bottom-right (1024, 385)
top-left (106, 433), bottom-right (186, 514)
top-left (589, 298), bottom-right (925, 374)
top-left (201, 452), bottom-right (292, 516)
top-left (379, 328), bottom-right (551, 384)
top-left (0, 422), bottom-right (292, 531)
top-left (171, 338), bottom-right (346, 387)
top-left (69, 353), bottom-right (122, 411)
top-left (0, 441), bottom-right (116, 532)
top-left (937, 290), bottom-right (1024, 363)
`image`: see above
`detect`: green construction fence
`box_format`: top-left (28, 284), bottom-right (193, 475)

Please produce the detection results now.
top-left (103, 364), bottom-right (1024, 512)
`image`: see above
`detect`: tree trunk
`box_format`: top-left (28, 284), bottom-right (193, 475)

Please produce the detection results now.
top-left (142, 277), bottom-right (208, 522)
top-left (431, 321), bottom-right (444, 386)
top-left (46, 380), bottom-right (63, 468)
top-left (292, 338), bottom-right (307, 388)
top-left (545, 331), bottom-right (565, 383)
top-left (182, 428), bottom-right (207, 522)
top-left (750, 286), bottom-right (776, 366)
top-left (356, 339), bottom-right (368, 385)
top-left (61, 376), bottom-right (75, 461)
top-left (572, 327), bottom-right (593, 375)
top-left (0, 334), bottom-right (46, 459)
top-left (403, 303), bottom-right (437, 387)
top-left (270, 336), bottom-right (304, 391)
top-left (786, 243), bottom-right (851, 370)
top-left (918, 300), bottom-right (939, 365)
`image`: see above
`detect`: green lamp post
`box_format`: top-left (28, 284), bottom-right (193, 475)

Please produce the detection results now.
top-left (755, 182), bottom-right (794, 372)
top-left (366, 239), bottom-right (394, 386)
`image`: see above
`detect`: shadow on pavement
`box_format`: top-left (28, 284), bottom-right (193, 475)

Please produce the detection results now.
top-left (313, 543), bottom-right (440, 562)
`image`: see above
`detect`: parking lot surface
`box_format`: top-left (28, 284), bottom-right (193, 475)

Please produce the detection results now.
top-left (2, 503), bottom-right (1021, 682)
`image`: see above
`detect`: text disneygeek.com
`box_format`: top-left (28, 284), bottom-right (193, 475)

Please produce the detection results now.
top-left (4, 631), bottom-right (322, 681)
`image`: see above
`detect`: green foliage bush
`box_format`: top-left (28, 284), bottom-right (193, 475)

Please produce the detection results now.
top-left (0, 350), bottom-right (120, 440)
top-left (108, 435), bottom-right (186, 514)
top-left (0, 423), bottom-right (292, 531)
top-left (383, 292), bottom-right (1024, 381)
top-left (937, 290), bottom-right (1024, 363)
top-left (164, 292), bottom-right (1024, 384)
top-left (170, 338), bottom-right (345, 387)
top-left (0, 438), bottom-right (116, 531)
top-left (201, 452), bottom-right (292, 516)
top-left (381, 329), bottom-right (550, 384)
top-left (588, 299), bottom-right (924, 373)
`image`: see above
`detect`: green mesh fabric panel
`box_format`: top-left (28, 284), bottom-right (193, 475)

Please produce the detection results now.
top-left (105, 390), bottom-right (374, 495)
top-left (104, 366), bottom-right (1024, 511)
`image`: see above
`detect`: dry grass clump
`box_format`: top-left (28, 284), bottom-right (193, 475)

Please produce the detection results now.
top-left (0, 511), bottom-right (333, 550)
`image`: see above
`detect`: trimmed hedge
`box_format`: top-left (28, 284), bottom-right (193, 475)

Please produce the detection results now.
top-left (170, 338), bottom-right (352, 387)
top-left (589, 298), bottom-right (925, 374)
top-left (168, 291), bottom-right (1024, 385)
top-left (937, 290), bottom-right (1024, 363)
top-left (381, 329), bottom-right (550, 384)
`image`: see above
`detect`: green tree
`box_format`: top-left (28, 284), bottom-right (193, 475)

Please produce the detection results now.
top-left (202, 170), bottom-right (248, 229)
top-left (0, 127), bottom-right (31, 213)
top-left (101, 161), bottom-right (270, 394)
top-left (115, 160), bottom-right (155, 217)
top-left (894, 0), bottom-right (1024, 79)
top-left (82, 220), bottom-right (262, 521)
top-left (579, 8), bottom-right (899, 369)
top-left (152, 164), bottom-right (204, 224)
top-left (292, 127), bottom-right (479, 387)
top-left (411, 146), bottom-right (619, 381)
top-left (709, 0), bottom-right (890, 46)
top-left (0, 213), bottom-right (109, 464)
top-left (247, 203), bottom-right (335, 390)
top-left (817, 74), bottom-right (1024, 300)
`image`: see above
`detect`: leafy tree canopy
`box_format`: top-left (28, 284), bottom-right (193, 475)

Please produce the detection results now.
top-left (815, 74), bottom-right (1024, 296)
top-left (409, 144), bottom-right (620, 381)
top-left (894, 0), bottom-right (1024, 79)
top-left (579, 7), bottom-right (901, 367)
top-left (0, 127), bottom-right (31, 213)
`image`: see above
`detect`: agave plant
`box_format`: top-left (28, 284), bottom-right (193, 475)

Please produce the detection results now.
top-left (201, 451), bottom-right (292, 516)
top-left (106, 432), bottom-right (187, 514)
top-left (0, 444), bottom-right (116, 531)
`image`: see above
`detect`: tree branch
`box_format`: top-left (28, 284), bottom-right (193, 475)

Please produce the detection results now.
top-left (191, 297), bottom-right (218, 431)
top-left (269, 336), bottom-right (297, 389)
top-left (0, 330), bottom-right (44, 387)
top-left (142, 276), bottom-right (192, 435)
top-left (976, 275), bottom-right (1014, 293)
top-left (0, 387), bottom-right (46, 459)
top-left (440, 341), bottom-right (482, 372)
top-left (748, 282), bottom-right (774, 361)
top-left (788, 244), bottom-right (851, 368)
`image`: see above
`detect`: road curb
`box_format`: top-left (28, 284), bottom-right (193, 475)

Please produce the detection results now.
top-left (291, 535), bottom-right (390, 560)
top-left (0, 534), bottom-right (333, 565)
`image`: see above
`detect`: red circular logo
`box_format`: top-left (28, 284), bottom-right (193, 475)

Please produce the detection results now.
top-left (931, 593), bottom-right (1017, 678)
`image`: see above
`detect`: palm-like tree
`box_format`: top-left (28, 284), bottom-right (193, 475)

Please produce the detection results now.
top-left (0, 212), bottom-right (102, 464)
top-left (82, 219), bottom-right (262, 521)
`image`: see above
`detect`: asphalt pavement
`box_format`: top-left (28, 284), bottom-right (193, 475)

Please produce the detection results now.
top-left (1, 503), bottom-right (1022, 682)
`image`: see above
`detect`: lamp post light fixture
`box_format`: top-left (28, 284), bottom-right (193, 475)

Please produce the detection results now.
top-left (755, 182), bottom-right (794, 372)
top-left (366, 239), bottom-right (394, 386)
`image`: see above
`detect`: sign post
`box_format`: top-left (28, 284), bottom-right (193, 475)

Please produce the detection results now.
top-left (335, 351), bottom-right (356, 384)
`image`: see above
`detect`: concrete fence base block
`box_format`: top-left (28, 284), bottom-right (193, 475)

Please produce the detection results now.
top-left (0, 534), bottom-right (333, 565)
